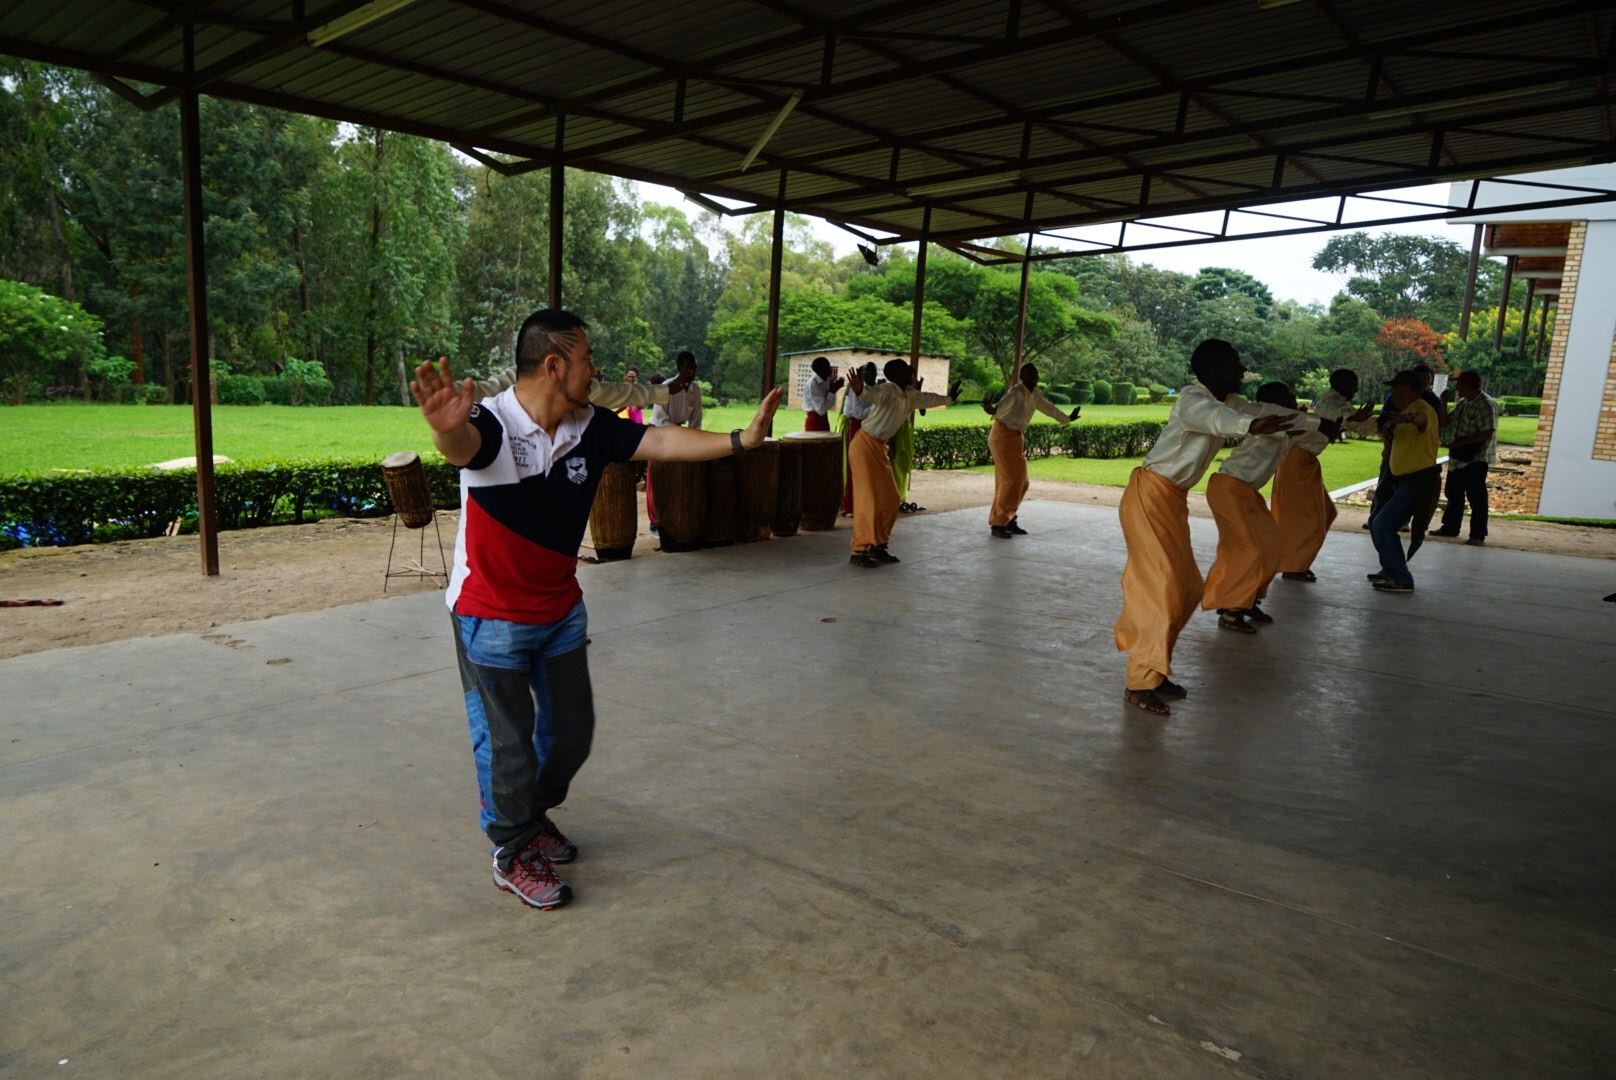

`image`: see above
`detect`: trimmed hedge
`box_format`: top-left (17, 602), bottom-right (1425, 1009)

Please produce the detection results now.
top-left (1113, 381), bottom-right (1136, 406)
top-left (2, 424), bottom-right (1169, 547)
top-left (912, 420), bottom-right (1165, 470)
top-left (0, 457), bottom-right (459, 547)
top-left (1499, 395), bottom-right (1541, 416)
top-left (1091, 379), bottom-right (1113, 405)
top-left (1147, 383), bottom-right (1171, 403)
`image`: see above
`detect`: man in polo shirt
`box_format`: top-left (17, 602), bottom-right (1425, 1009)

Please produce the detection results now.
top-left (1368, 370), bottom-right (1440, 593)
top-left (411, 309), bottom-right (782, 910)
top-left (1431, 370), bottom-right (1500, 545)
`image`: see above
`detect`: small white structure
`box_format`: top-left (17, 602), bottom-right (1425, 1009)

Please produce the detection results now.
top-left (1451, 166), bottom-right (1616, 519)
top-left (782, 347), bottom-right (952, 412)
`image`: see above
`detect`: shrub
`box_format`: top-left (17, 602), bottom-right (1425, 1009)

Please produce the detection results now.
top-left (86, 354), bottom-right (135, 402)
top-left (261, 376), bottom-right (293, 405)
top-left (0, 279), bottom-right (107, 405)
top-left (217, 374), bottom-right (266, 406)
top-left (1043, 390), bottom-right (1071, 405)
top-left (1499, 395), bottom-right (1541, 416)
top-left (1066, 420), bottom-right (1165, 458)
top-left (1091, 379), bottom-right (1113, 405)
top-left (1113, 381), bottom-right (1136, 406)
top-left (701, 396), bottom-right (719, 409)
top-left (0, 457), bottom-right (460, 547)
top-left (1147, 383), bottom-right (1171, 403)
top-left (135, 384), bottom-right (171, 405)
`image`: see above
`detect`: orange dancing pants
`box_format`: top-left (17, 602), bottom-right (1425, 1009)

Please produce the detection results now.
top-left (1114, 468), bottom-right (1202, 691)
top-left (988, 421), bottom-right (1029, 527)
top-left (850, 428), bottom-right (900, 552)
top-left (1270, 444), bottom-right (1336, 573)
top-left (1201, 473), bottom-right (1285, 613)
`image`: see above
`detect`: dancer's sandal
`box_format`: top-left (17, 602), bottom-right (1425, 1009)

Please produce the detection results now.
top-left (1217, 610), bottom-right (1256, 634)
top-left (1153, 677), bottom-right (1187, 698)
top-left (1124, 688), bottom-right (1171, 715)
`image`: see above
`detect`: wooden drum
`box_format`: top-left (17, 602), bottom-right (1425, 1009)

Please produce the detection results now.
top-left (784, 431), bottom-right (843, 531)
top-left (587, 461), bottom-right (637, 562)
top-left (381, 451), bottom-right (435, 529)
top-left (735, 438), bottom-right (779, 543)
top-left (703, 456), bottom-right (738, 546)
top-left (651, 460), bottom-right (706, 552)
top-left (773, 436), bottom-right (803, 537)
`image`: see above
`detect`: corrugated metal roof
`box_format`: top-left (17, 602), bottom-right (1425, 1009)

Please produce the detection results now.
top-left (1, 0), bottom-right (1611, 245)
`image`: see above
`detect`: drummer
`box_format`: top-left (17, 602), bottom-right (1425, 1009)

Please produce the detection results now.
top-left (412, 308), bottom-right (782, 911)
top-left (802, 356), bottom-right (844, 432)
top-left (646, 351), bottom-right (703, 532)
top-left (843, 359), bottom-right (959, 568)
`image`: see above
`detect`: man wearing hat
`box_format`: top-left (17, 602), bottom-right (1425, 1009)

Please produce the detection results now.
top-left (1368, 370), bottom-right (1441, 593)
top-left (1366, 363), bottom-right (1449, 529)
top-left (1432, 370), bottom-right (1500, 545)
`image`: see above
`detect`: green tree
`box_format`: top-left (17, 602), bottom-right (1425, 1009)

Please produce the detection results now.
top-left (0, 279), bottom-right (104, 403)
top-left (1190, 266), bottom-right (1275, 320)
top-left (1439, 307), bottom-right (1554, 395)
top-left (1312, 232), bottom-right (1502, 333)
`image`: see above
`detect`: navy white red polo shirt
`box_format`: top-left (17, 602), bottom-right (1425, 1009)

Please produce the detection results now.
top-left (446, 389), bottom-right (645, 624)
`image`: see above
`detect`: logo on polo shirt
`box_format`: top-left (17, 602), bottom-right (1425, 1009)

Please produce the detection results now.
top-left (565, 457), bottom-right (588, 485)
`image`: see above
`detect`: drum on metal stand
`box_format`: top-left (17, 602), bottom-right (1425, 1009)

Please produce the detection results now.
top-left (703, 456), bottom-right (738, 546)
top-left (650, 460), bottom-right (705, 552)
top-left (587, 461), bottom-right (637, 561)
top-left (735, 438), bottom-right (779, 543)
top-left (784, 430), bottom-right (844, 531)
top-left (379, 451), bottom-right (448, 590)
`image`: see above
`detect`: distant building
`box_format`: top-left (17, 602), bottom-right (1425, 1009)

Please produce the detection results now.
top-left (1450, 165), bottom-right (1616, 519)
top-left (782, 347), bottom-right (952, 412)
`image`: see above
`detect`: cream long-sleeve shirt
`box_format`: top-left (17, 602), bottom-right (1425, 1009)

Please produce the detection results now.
top-left (1313, 389), bottom-right (1377, 435)
top-left (842, 386), bottom-right (874, 420)
top-left (855, 383), bottom-right (951, 441)
top-left (1141, 382), bottom-right (1258, 489)
top-left (1219, 403), bottom-right (1326, 487)
top-left (651, 386), bottom-right (702, 429)
top-left (991, 383), bottom-right (1073, 432)
top-left (802, 374), bottom-right (839, 417)
top-left (472, 366), bottom-right (669, 411)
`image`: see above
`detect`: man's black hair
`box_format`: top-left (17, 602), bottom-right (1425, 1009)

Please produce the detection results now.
top-left (515, 309), bottom-right (588, 377)
top-left (811, 356), bottom-right (831, 373)
top-left (883, 358), bottom-right (910, 383)
top-left (1328, 368), bottom-right (1358, 394)
top-left (1255, 381), bottom-right (1295, 408)
top-left (1189, 339), bottom-right (1239, 383)
top-left (675, 350), bottom-right (696, 366)
top-left (649, 372), bottom-right (666, 385)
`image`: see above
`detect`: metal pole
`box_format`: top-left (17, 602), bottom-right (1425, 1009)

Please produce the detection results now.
top-left (181, 24), bottom-right (218, 576)
top-left (1515, 276), bottom-right (1536, 358)
top-left (1491, 255), bottom-right (1514, 353)
top-left (548, 116), bottom-right (564, 309)
top-left (909, 206), bottom-right (931, 367)
top-left (761, 172), bottom-right (787, 407)
top-left (1013, 231), bottom-right (1033, 368)
top-left (1534, 297), bottom-right (1550, 366)
top-left (1458, 223), bottom-right (1483, 340)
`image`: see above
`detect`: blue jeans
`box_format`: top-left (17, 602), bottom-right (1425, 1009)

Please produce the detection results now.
top-left (1370, 479), bottom-right (1422, 586)
top-left (452, 603), bottom-right (592, 868)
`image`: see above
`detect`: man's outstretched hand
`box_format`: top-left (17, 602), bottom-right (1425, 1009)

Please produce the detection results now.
top-left (1250, 413), bottom-right (1296, 435)
top-left (741, 388), bottom-right (786, 449)
top-left (1068, 406), bottom-right (1082, 422)
top-left (412, 357), bottom-right (474, 434)
top-left (947, 381), bottom-right (962, 401)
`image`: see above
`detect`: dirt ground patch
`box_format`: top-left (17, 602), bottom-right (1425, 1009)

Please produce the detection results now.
top-left (3, 469), bottom-right (1611, 661)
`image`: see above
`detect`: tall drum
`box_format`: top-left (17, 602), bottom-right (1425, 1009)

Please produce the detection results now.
top-left (651, 460), bottom-right (705, 552)
top-left (735, 438), bottom-right (780, 543)
top-left (773, 436), bottom-right (803, 537)
top-left (380, 451), bottom-right (435, 528)
top-left (703, 456), bottom-right (738, 545)
top-left (784, 430), bottom-right (844, 531)
top-left (587, 461), bottom-right (637, 561)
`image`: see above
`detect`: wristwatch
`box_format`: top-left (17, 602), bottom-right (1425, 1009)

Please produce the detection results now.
top-left (730, 429), bottom-right (746, 456)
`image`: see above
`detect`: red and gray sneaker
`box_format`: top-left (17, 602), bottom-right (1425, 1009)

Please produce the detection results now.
top-left (493, 851), bottom-right (572, 910)
top-left (526, 814), bottom-right (577, 864)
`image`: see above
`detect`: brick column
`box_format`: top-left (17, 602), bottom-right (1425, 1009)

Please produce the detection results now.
top-left (1519, 221), bottom-right (1585, 510)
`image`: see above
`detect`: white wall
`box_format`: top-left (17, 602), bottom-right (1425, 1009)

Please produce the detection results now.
top-left (1539, 219), bottom-right (1616, 519)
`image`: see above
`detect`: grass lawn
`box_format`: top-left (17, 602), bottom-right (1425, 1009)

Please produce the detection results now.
top-left (0, 401), bottom-right (1536, 486)
top-left (969, 437), bottom-right (1390, 497)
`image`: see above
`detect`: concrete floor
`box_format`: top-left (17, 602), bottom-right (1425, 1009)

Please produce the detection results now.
top-left (2, 501), bottom-right (1613, 1078)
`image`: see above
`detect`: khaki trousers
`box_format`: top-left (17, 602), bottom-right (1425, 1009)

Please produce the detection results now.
top-left (988, 421), bottom-right (1029, 527)
top-left (1114, 468), bottom-right (1201, 691)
